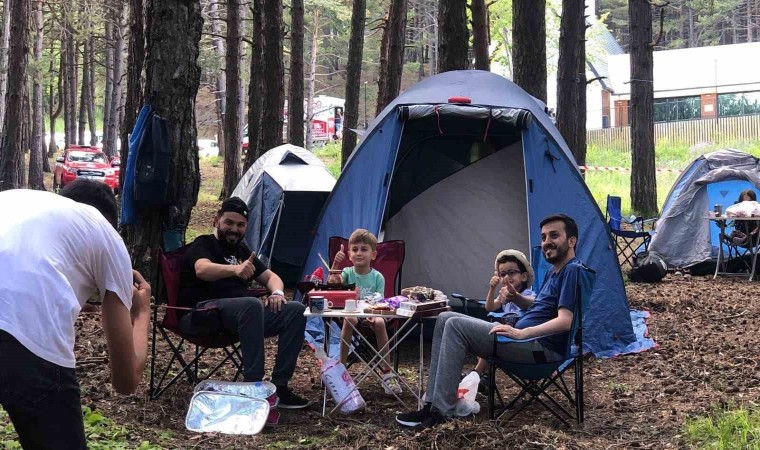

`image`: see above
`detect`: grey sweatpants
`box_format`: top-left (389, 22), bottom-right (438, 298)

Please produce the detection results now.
top-left (426, 311), bottom-right (562, 416)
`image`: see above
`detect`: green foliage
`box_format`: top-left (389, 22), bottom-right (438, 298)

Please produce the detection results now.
top-left (314, 142), bottom-right (342, 178)
top-left (683, 405), bottom-right (760, 449)
top-left (0, 406), bottom-right (161, 450)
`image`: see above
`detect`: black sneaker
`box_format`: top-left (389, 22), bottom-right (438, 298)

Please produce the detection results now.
top-left (477, 373), bottom-right (491, 395)
top-left (421, 407), bottom-right (445, 428)
top-left (276, 386), bottom-right (311, 409)
top-left (396, 403), bottom-right (432, 427)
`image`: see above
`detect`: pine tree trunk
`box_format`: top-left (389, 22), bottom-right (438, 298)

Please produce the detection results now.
top-left (438, 0), bottom-right (468, 72)
top-left (629, 0), bottom-right (657, 216)
top-left (78, 40), bottom-right (90, 145)
top-left (341, 0), bottom-right (366, 167)
top-left (259, 0), bottom-right (285, 154)
top-left (29, 0), bottom-right (45, 189)
top-left (222, 0), bottom-right (242, 198)
top-left (42, 105), bottom-right (49, 172)
top-left (376, 17), bottom-right (389, 116)
top-left (471, 0), bottom-right (489, 70)
top-left (556, 0), bottom-right (587, 165)
top-left (122, 0), bottom-right (203, 281)
top-left (512, 0), bottom-right (547, 102)
top-left (379, 0), bottom-right (407, 111)
top-left (304, 10), bottom-right (319, 152)
top-left (0, 0), bottom-right (30, 191)
top-left (210, 0), bottom-right (226, 157)
top-left (102, 15), bottom-right (114, 153)
top-left (427, 0), bottom-right (438, 75)
top-left (49, 48), bottom-right (63, 156)
top-left (105, 4), bottom-right (126, 158)
top-left (0, 0), bottom-right (11, 135)
top-left (244, 0), bottom-right (263, 170)
top-left (88, 36), bottom-right (97, 146)
top-left (288, 0), bottom-right (305, 147)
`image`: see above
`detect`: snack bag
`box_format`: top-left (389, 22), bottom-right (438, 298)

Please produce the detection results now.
top-left (314, 347), bottom-right (366, 414)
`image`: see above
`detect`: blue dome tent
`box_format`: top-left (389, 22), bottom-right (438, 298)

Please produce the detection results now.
top-left (300, 70), bottom-right (635, 356)
top-left (232, 144), bottom-right (336, 285)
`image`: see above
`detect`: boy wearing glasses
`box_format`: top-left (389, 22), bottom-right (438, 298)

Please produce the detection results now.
top-left (470, 250), bottom-right (536, 381)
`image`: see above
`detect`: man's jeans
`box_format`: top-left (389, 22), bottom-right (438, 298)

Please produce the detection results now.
top-left (179, 297), bottom-right (307, 387)
top-left (0, 329), bottom-right (86, 450)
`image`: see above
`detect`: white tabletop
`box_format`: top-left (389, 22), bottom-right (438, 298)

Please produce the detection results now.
top-left (707, 216), bottom-right (760, 221)
top-left (303, 300), bottom-right (409, 319)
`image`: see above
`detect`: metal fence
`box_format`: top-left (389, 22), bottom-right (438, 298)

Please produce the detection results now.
top-left (587, 114), bottom-right (760, 152)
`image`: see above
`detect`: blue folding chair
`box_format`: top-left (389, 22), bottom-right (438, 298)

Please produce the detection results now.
top-left (606, 195), bottom-right (654, 268)
top-left (486, 261), bottom-right (595, 427)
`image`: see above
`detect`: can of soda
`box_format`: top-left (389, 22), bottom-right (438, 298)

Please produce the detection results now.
top-left (714, 204), bottom-right (723, 216)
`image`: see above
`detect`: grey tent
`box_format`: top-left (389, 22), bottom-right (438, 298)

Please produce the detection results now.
top-left (649, 149), bottom-right (760, 269)
top-left (231, 144), bottom-right (336, 284)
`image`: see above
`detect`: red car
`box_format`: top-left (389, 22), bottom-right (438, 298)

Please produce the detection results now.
top-left (54, 146), bottom-right (121, 193)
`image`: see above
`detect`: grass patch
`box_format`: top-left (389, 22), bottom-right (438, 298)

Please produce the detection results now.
top-left (0, 406), bottom-right (161, 450)
top-left (314, 142), bottom-right (341, 178)
top-left (683, 405), bottom-right (760, 449)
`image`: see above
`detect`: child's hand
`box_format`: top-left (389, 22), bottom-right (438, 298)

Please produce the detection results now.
top-left (332, 244), bottom-right (345, 268)
top-left (498, 283), bottom-right (519, 303)
top-left (489, 271), bottom-right (500, 288)
top-left (328, 273), bottom-right (342, 284)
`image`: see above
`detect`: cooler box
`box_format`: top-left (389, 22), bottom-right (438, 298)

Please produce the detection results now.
top-left (309, 290), bottom-right (356, 309)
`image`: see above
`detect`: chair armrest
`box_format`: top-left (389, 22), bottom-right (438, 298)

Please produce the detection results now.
top-left (494, 329), bottom-right (566, 344)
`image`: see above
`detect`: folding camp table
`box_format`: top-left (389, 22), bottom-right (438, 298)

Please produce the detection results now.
top-left (305, 304), bottom-right (449, 416)
top-left (709, 216), bottom-right (760, 281)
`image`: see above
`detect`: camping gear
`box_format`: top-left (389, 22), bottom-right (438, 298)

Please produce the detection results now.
top-left (309, 290), bottom-right (354, 309)
top-left (628, 251), bottom-right (668, 283)
top-left (648, 149), bottom-right (760, 269)
top-left (299, 70), bottom-right (634, 357)
top-left (186, 380), bottom-right (279, 433)
top-left (231, 144), bottom-right (336, 285)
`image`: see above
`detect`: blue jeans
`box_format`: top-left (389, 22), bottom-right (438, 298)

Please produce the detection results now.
top-left (0, 329), bottom-right (86, 449)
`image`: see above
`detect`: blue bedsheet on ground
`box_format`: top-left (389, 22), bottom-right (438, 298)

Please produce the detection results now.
top-left (594, 309), bottom-right (658, 359)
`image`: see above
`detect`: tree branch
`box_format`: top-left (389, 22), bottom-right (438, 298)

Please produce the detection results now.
top-left (649, 1), bottom-right (670, 48)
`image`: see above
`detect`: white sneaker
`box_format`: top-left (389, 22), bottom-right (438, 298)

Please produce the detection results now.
top-left (382, 372), bottom-right (402, 395)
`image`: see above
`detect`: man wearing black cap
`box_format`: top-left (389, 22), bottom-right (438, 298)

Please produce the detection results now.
top-left (180, 197), bottom-right (309, 409)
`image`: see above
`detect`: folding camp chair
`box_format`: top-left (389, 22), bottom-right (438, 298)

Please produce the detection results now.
top-left (486, 260), bottom-right (595, 427)
top-left (328, 236), bottom-right (405, 372)
top-left (149, 245), bottom-right (268, 399)
top-left (606, 195), bottom-right (654, 268)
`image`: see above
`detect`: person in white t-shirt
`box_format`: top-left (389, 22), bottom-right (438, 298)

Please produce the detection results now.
top-left (0, 179), bottom-right (151, 450)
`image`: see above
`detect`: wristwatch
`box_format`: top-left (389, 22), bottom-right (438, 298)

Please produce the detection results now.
top-left (271, 289), bottom-right (285, 297)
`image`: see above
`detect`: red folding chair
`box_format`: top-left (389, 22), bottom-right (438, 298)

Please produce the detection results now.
top-left (149, 245), bottom-right (267, 399)
top-left (328, 236), bottom-right (406, 371)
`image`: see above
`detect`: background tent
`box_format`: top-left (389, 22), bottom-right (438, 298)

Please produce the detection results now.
top-left (299, 70), bottom-right (636, 357)
top-left (232, 144), bottom-right (336, 285)
top-left (649, 149), bottom-right (760, 269)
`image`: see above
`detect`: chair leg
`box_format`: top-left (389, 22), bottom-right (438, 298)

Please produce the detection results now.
top-left (488, 361), bottom-right (496, 420)
top-left (575, 358), bottom-right (584, 424)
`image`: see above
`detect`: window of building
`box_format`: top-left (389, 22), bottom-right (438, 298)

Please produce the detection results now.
top-left (718, 91), bottom-right (760, 117)
top-left (654, 96), bottom-right (702, 123)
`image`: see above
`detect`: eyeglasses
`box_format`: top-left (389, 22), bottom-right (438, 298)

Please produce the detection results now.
top-left (498, 270), bottom-right (523, 278)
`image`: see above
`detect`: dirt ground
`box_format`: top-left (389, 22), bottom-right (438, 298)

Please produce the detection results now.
top-left (66, 273), bottom-right (759, 449)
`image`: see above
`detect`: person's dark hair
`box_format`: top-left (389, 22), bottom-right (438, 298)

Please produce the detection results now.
top-left (539, 213), bottom-right (579, 241)
top-left (60, 179), bottom-right (119, 228)
top-left (738, 189), bottom-right (757, 202)
top-left (495, 254), bottom-right (529, 291)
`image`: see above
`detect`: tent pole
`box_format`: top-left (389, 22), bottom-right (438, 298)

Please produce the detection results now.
top-left (263, 195), bottom-right (286, 269)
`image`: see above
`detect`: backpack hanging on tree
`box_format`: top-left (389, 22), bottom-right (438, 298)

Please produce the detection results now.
top-left (134, 113), bottom-right (172, 208)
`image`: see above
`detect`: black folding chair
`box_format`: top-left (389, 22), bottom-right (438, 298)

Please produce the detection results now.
top-left (486, 264), bottom-right (595, 427)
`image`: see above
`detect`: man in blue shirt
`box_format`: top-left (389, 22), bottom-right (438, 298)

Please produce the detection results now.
top-left (396, 214), bottom-right (581, 428)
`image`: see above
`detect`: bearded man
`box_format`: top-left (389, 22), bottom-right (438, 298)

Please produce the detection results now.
top-left (395, 214), bottom-right (582, 428)
top-left (179, 197), bottom-right (309, 409)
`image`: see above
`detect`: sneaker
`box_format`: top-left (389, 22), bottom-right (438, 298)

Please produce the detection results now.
top-left (396, 403), bottom-right (445, 428)
top-left (396, 403), bottom-right (432, 427)
top-left (275, 386), bottom-right (311, 409)
top-left (382, 372), bottom-right (402, 395)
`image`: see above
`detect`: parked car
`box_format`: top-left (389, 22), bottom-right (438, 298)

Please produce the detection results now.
top-left (53, 146), bottom-right (121, 193)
